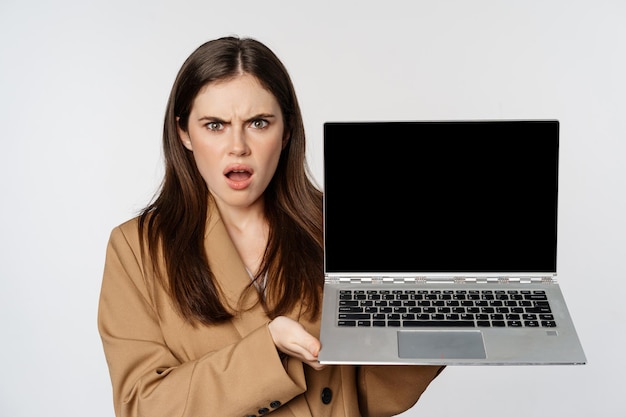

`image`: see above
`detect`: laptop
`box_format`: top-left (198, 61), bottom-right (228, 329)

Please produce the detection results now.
top-left (318, 120), bottom-right (587, 366)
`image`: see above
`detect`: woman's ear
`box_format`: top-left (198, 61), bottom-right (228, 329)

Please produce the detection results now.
top-left (176, 116), bottom-right (193, 150)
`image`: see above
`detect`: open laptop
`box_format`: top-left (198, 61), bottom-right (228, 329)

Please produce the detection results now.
top-left (318, 120), bottom-right (586, 365)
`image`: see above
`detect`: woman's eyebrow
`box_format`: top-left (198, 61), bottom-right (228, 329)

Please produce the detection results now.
top-left (244, 113), bottom-right (276, 123)
top-left (197, 115), bottom-right (228, 123)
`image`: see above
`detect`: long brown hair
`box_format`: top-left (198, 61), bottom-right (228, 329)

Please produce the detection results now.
top-left (139, 36), bottom-right (324, 325)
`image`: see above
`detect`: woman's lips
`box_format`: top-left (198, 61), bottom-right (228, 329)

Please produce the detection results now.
top-left (224, 164), bottom-right (253, 190)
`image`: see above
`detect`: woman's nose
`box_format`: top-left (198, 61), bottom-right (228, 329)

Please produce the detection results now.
top-left (230, 127), bottom-right (250, 156)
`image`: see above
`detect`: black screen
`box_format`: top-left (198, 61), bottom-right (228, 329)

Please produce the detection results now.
top-left (323, 120), bottom-right (559, 274)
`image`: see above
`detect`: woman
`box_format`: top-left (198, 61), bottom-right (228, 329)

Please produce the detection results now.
top-left (98, 36), bottom-right (443, 417)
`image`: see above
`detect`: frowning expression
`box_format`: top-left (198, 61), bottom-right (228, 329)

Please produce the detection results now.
top-left (178, 73), bottom-right (287, 212)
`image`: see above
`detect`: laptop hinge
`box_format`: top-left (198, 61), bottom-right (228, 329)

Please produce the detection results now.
top-left (455, 276), bottom-right (557, 284)
top-left (325, 275), bottom-right (557, 284)
top-left (325, 276), bottom-right (428, 284)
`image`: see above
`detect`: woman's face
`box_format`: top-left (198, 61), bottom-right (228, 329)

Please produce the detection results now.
top-left (179, 73), bottom-right (287, 212)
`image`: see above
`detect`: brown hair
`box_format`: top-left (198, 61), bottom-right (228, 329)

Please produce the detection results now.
top-left (139, 36), bottom-right (324, 325)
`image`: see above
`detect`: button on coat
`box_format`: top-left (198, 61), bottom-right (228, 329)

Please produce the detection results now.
top-left (321, 387), bottom-right (332, 405)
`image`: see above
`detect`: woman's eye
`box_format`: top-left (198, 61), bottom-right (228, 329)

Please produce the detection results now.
top-left (206, 122), bottom-right (223, 131)
top-left (251, 119), bottom-right (269, 129)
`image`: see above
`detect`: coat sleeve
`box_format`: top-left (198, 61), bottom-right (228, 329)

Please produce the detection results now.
top-left (97, 225), bottom-right (307, 417)
top-left (356, 364), bottom-right (445, 417)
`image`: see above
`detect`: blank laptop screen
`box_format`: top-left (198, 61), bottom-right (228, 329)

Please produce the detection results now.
top-left (323, 120), bottom-right (559, 274)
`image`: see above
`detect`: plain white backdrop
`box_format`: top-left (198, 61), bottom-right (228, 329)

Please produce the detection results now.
top-left (1, 1), bottom-right (624, 416)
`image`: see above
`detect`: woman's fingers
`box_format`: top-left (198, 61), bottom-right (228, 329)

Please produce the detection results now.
top-left (268, 316), bottom-right (326, 370)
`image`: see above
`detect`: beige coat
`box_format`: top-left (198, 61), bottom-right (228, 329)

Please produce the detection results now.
top-left (98, 210), bottom-right (443, 417)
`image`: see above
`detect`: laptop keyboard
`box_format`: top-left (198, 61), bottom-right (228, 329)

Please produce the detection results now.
top-left (337, 289), bottom-right (556, 328)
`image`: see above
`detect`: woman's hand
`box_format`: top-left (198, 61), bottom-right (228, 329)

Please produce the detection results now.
top-left (268, 316), bottom-right (326, 371)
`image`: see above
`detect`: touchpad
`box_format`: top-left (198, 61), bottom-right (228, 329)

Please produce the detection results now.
top-left (398, 331), bottom-right (487, 359)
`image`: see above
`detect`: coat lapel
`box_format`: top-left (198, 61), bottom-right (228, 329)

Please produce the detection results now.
top-left (204, 207), bottom-right (270, 338)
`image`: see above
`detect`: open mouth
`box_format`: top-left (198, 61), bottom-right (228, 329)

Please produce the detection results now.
top-left (224, 165), bottom-right (253, 190)
top-left (225, 169), bottom-right (252, 181)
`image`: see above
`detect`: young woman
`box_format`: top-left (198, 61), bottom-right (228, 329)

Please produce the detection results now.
top-left (98, 36), bottom-right (443, 417)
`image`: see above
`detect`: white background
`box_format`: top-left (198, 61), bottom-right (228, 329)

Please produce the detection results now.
top-left (1, 1), bottom-right (624, 416)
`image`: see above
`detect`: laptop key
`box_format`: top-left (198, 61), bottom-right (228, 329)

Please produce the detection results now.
top-left (339, 306), bottom-right (363, 312)
top-left (402, 320), bottom-right (475, 327)
top-left (526, 306), bottom-right (552, 314)
top-left (525, 293), bottom-right (548, 301)
top-left (339, 313), bottom-right (370, 320)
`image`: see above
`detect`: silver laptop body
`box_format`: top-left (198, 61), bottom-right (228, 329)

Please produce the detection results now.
top-left (318, 120), bottom-right (586, 366)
